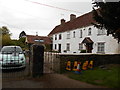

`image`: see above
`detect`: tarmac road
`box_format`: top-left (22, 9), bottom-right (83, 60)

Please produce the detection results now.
top-left (2, 73), bottom-right (107, 88)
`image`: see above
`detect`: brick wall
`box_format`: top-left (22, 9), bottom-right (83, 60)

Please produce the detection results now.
top-left (59, 54), bottom-right (120, 73)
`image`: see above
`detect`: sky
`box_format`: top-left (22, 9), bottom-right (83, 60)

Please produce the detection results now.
top-left (0, 0), bottom-right (93, 39)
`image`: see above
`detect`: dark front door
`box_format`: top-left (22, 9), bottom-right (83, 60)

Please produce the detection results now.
top-left (86, 43), bottom-right (93, 53)
top-left (58, 44), bottom-right (61, 53)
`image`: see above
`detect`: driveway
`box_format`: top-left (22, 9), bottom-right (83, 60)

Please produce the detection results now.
top-left (0, 71), bottom-right (2, 89)
top-left (2, 73), bottom-right (107, 88)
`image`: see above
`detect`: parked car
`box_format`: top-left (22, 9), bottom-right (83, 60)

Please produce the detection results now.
top-left (0, 46), bottom-right (26, 69)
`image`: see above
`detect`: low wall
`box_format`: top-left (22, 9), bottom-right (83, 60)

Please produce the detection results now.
top-left (59, 54), bottom-right (120, 73)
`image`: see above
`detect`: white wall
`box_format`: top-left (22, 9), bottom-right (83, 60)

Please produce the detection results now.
top-left (52, 25), bottom-right (119, 54)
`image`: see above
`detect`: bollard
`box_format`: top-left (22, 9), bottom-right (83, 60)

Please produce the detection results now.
top-left (32, 44), bottom-right (44, 77)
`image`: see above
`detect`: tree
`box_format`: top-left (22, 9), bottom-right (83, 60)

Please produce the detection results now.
top-left (0, 26), bottom-right (11, 35)
top-left (92, 0), bottom-right (120, 43)
top-left (2, 34), bottom-right (12, 46)
top-left (0, 26), bottom-right (12, 46)
top-left (11, 37), bottom-right (28, 50)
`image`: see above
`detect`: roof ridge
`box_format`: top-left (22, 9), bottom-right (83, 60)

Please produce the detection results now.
top-left (26, 35), bottom-right (48, 37)
top-left (48, 10), bottom-right (95, 36)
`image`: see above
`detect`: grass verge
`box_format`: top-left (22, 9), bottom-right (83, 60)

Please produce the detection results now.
top-left (64, 64), bottom-right (120, 88)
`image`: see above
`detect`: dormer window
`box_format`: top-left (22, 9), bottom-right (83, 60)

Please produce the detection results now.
top-left (88, 28), bottom-right (91, 35)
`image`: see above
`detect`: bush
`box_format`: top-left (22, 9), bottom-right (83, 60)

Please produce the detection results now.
top-left (63, 50), bottom-right (67, 53)
top-left (80, 50), bottom-right (86, 53)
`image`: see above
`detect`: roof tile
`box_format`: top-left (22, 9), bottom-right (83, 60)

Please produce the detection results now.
top-left (48, 11), bottom-right (96, 36)
top-left (26, 35), bottom-right (52, 44)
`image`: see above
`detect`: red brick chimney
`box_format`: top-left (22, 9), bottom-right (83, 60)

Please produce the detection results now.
top-left (61, 19), bottom-right (66, 25)
top-left (70, 14), bottom-right (76, 21)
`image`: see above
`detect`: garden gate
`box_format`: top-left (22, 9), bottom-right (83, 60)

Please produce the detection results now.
top-left (44, 51), bottom-right (60, 74)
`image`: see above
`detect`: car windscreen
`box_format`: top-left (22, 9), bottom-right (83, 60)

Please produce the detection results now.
top-left (1, 46), bottom-right (23, 53)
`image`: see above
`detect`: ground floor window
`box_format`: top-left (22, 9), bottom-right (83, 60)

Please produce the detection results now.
top-left (97, 42), bottom-right (105, 53)
top-left (54, 44), bottom-right (57, 49)
top-left (66, 43), bottom-right (70, 51)
top-left (79, 43), bottom-right (83, 50)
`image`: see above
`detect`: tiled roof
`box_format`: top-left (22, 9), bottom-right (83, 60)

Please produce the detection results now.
top-left (26, 35), bottom-right (52, 44)
top-left (48, 11), bottom-right (96, 36)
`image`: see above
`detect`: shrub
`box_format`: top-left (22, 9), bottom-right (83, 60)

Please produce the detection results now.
top-left (80, 50), bottom-right (86, 53)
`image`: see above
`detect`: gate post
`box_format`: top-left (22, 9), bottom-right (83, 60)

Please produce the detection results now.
top-left (32, 44), bottom-right (44, 77)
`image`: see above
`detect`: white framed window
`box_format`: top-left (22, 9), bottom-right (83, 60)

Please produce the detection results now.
top-left (66, 43), bottom-right (70, 51)
top-left (88, 28), bottom-right (92, 35)
top-left (67, 31), bottom-right (70, 39)
top-left (98, 29), bottom-right (106, 35)
top-left (55, 35), bottom-right (57, 40)
top-left (59, 34), bottom-right (62, 40)
top-left (97, 42), bottom-right (105, 53)
top-left (54, 44), bottom-right (57, 49)
top-left (80, 30), bottom-right (82, 38)
top-left (79, 43), bottom-right (83, 50)
top-left (73, 31), bottom-right (75, 38)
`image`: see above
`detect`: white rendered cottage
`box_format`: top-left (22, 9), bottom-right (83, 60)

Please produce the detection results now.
top-left (48, 12), bottom-right (120, 54)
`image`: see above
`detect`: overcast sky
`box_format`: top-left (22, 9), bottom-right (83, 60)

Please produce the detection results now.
top-left (0, 0), bottom-right (93, 39)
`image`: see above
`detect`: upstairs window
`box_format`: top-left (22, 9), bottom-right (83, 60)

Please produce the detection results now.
top-left (98, 29), bottom-right (106, 35)
top-left (80, 30), bottom-right (82, 38)
top-left (88, 28), bottom-right (92, 35)
top-left (55, 35), bottom-right (57, 40)
top-left (73, 31), bottom-right (75, 38)
top-left (67, 32), bottom-right (70, 39)
top-left (59, 34), bottom-right (62, 40)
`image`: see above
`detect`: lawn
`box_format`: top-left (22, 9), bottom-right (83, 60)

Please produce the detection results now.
top-left (64, 64), bottom-right (120, 88)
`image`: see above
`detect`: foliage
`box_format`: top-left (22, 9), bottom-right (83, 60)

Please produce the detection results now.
top-left (19, 37), bottom-right (26, 43)
top-left (92, 0), bottom-right (120, 43)
top-left (0, 26), bottom-right (12, 46)
top-left (11, 37), bottom-right (28, 50)
top-left (66, 64), bottom-right (120, 88)
top-left (2, 34), bottom-right (12, 46)
top-left (80, 50), bottom-right (86, 53)
top-left (44, 44), bottom-right (52, 51)
top-left (0, 26), bottom-right (11, 35)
